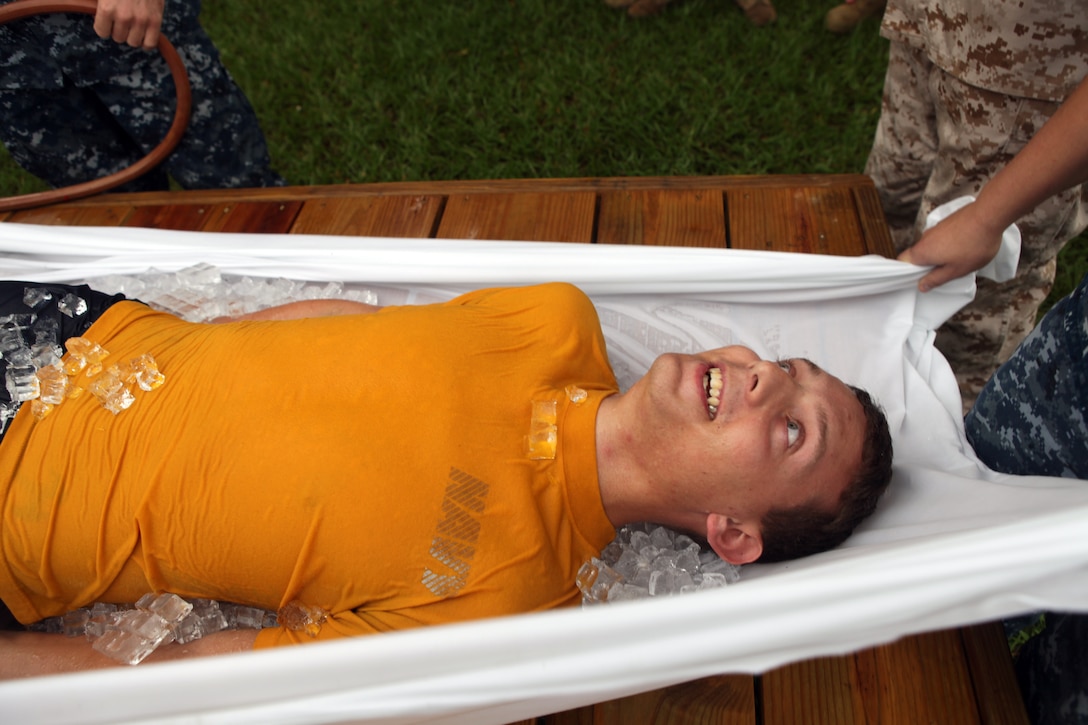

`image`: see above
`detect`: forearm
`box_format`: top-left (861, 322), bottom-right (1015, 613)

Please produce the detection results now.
top-left (0, 629), bottom-right (259, 680)
top-left (901, 76), bottom-right (1088, 291)
top-left (973, 76), bottom-right (1088, 231)
top-left (212, 299), bottom-right (383, 323)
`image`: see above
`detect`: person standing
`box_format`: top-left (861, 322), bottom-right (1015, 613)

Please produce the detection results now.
top-left (865, 0), bottom-right (1088, 409)
top-left (0, 0), bottom-right (285, 192)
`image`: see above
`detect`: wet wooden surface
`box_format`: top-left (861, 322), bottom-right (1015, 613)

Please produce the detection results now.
top-left (1, 175), bottom-right (1025, 724)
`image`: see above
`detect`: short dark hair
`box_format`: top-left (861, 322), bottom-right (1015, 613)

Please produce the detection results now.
top-left (757, 385), bottom-right (893, 563)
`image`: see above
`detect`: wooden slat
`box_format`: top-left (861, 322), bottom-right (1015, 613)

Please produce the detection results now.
top-left (198, 200), bottom-right (303, 234)
top-left (857, 629), bottom-right (982, 725)
top-left (596, 189), bottom-right (727, 247)
top-left (437, 192), bottom-right (596, 243)
top-left (543, 674), bottom-right (756, 725)
top-left (852, 184), bottom-right (897, 258)
top-left (762, 654), bottom-right (865, 725)
top-left (7, 203), bottom-right (129, 227)
top-left (726, 186), bottom-right (869, 256)
top-left (6, 174), bottom-right (876, 210)
top-left (290, 195), bottom-right (443, 237)
top-left (124, 203), bottom-right (214, 231)
top-left (961, 623), bottom-right (1030, 725)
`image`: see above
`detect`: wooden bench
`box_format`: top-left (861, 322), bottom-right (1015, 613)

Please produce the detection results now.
top-left (1, 174), bottom-right (1028, 724)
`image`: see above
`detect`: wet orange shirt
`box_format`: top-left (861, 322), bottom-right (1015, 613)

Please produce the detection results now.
top-left (0, 283), bottom-right (617, 646)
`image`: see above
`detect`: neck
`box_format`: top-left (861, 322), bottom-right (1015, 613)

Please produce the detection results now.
top-left (594, 393), bottom-right (708, 535)
top-left (594, 394), bottom-right (641, 526)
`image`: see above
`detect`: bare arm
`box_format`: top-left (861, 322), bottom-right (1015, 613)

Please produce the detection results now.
top-left (0, 628), bottom-right (259, 680)
top-left (900, 75), bottom-right (1088, 291)
top-left (211, 299), bottom-right (384, 323)
top-left (93, 0), bottom-right (165, 49)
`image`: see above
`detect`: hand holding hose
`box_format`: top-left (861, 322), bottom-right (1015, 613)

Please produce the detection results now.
top-left (0, 0), bottom-right (189, 212)
top-left (93, 0), bottom-right (164, 50)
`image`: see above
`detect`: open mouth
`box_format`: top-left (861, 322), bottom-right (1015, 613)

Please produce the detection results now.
top-left (704, 367), bottom-right (722, 420)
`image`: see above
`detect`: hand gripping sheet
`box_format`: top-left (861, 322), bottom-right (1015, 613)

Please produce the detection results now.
top-left (0, 216), bottom-right (1084, 725)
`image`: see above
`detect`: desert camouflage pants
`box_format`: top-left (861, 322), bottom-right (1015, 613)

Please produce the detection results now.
top-left (866, 42), bottom-right (1088, 409)
top-left (966, 271), bottom-right (1087, 725)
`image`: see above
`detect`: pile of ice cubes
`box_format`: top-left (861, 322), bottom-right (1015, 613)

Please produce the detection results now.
top-left (578, 523), bottom-right (741, 605)
top-left (1, 290), bottom-right (64, 430)
top-left (87, 263), bottom-right (378, 322)
top-left (2, 304), bottom-right (166, 430)
top-left (2, 265), bottom-right (374, 430)
top-left (32, 594), bottom-right (279, 665)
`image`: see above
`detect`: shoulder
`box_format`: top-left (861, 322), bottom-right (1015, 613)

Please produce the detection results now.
top-left (450, 283), bottom-right (594, 314)
top-left (442, 284), bottom-right (604, 354)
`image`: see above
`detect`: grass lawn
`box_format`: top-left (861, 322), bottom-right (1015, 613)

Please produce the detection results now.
top-left (0, 0), bottom-right (1083, 308)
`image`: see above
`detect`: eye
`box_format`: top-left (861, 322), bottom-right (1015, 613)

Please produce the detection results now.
top-left (777, 359), bottom-right (793, 374)
top-left (787, 419), bottom-right (802, 447)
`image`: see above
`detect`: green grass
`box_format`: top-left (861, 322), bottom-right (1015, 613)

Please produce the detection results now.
top-left (0, 0), bottom-right (1084, 309)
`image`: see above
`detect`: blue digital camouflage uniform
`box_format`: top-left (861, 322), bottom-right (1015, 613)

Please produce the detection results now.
top-left (866, 0), bottom-right (1088, 411)
top-left (965, 271), bottom-right (1088, 725)
top-left (0, 0), bottom-right (284, 191)
top-left (966, 274), bottom-right (1088, 480)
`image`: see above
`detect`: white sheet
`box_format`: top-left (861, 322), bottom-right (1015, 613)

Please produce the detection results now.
top-left (0, 220), bottom-right (1084, 725)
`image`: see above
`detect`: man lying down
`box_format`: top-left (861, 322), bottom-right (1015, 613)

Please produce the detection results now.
top-left (0, 280), bottom-right (892, 678)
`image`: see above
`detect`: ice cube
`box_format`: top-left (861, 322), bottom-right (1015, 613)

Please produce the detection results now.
top-left (174, 600), bottom-right (228, 644)
top-left (58, 293), bottom-right (88, 318)
top-left (36, 364), bottom-right (68, 405)
top-left (565, 385), bottom-right (588, 405)
top-left (92, 628), bottom-right (157, 666)
top-left (88, 366), bottom-right (135, 414)
top-left (124, 354), bottom-right (165, 392)
top-left (22, 287), bottom-right (53, 310)
top-left (277, 600), bottom-right (328, 638)
top-left (140, 592), bottom-right (192, 624)
top-left (31, 342), bottom-right (62, 369)
top-left (32, 316), bottom-right (60, 346)
top-left (6, 365), bottom-right (40, 402)
top-left (0, 325), bottom-right (26, 355)
top-left (63, 337), bottom-right (108, 376)
top-left (221, 603), bottom-right (267, 630)
top-left (61, 610), bottom-right (89, 637)
top-left (29, 400), bottom-right (54, 420)
top-left (176, 262), bottom-right (221, 287)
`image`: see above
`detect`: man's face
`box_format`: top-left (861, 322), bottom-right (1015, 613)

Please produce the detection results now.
top-left (624, 345), bottom-right (866, 523)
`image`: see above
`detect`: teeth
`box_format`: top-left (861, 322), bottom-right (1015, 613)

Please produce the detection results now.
top-left (704, 367), bottom-right (722, 419)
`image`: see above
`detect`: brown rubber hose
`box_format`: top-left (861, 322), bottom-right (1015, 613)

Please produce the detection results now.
top-left (0, 0), bottom-right (191, 212)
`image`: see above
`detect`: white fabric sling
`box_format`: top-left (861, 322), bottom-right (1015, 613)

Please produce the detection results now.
top-left (0, 211), bottom-right (1084, 725)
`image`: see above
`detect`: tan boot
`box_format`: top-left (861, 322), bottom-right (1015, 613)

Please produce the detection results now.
top-left (734, 0), bottom-right (777, 26)
top-left (627, 0), bottom-right (675, 17)
top-left (825, 0), bottom-right (885, 33)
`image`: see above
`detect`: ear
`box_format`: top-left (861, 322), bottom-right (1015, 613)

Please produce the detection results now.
top-left (705, 513), bottom-right (763, 565)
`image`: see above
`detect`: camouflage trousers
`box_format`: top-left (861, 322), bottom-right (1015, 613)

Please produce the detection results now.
top-left (965, 272), bottom-right (1088, 725)
top-left (0, 6), bottom-right (284, 192)
top-left (866, 42), bottom-right (1088, 410)
top-left (965, 271), bottom-right (1088, 479)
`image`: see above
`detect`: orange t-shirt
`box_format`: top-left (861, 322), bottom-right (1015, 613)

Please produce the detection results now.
top-left (0, 283), bottom-right (617, 646)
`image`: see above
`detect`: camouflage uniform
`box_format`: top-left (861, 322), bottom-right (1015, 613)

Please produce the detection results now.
top-left (966, 273), bottom-right (1088, 479)
top-left (0, 0), bottom-right (284, 191)
top-left (865, 0), bottom-right (1088, 409)
top-left (964, 272), bottom-right (1088, 725)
